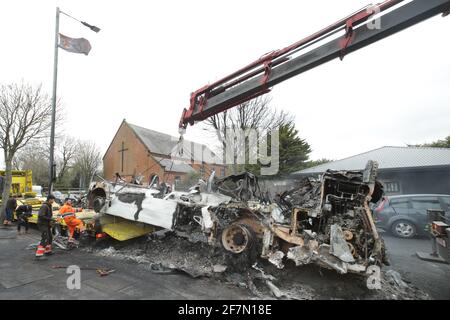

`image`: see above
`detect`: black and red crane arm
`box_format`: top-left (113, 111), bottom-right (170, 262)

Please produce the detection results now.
top-left (179, 0), bottom-right (449, 130)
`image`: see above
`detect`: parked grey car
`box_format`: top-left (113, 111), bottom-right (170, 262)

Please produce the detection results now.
top-left (374, 194), bottom-right (450, 238)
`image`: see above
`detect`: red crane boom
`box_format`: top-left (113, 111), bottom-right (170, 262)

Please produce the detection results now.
top-left (179, 0), bottom-right (449, 131)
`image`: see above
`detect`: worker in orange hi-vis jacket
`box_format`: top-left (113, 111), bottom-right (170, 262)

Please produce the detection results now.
top-left (59, 198), bottom-right (85, 242)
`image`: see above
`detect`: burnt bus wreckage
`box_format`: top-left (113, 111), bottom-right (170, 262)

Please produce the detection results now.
top-left (87, 160), bottom-right (386, 275)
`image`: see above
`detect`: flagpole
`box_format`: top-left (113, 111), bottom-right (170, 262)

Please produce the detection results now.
top-left (48, 7), bottom-right (59, 194)
top-left (47, 8), bottom-right (99, 194)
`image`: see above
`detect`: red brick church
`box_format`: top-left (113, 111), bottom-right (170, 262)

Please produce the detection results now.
top-left (103, 120), bottom-right (227, 186)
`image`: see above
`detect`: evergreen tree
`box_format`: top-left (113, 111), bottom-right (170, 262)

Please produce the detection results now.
top-left (277, 123), bottom-right (312, 175)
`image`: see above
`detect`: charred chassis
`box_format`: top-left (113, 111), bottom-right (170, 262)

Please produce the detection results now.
top-left (87, 161), bottom-right (387, 275)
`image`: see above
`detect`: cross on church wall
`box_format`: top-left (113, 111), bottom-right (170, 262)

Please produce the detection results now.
top-left (118, 141), bottom-right (129, 173)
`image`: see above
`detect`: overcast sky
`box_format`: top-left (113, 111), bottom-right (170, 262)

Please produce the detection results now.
top-left (1, 0), bottom-right (449, 169)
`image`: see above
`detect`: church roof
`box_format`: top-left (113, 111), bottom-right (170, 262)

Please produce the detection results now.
top-left (127, 122), bottom-right (222, 164)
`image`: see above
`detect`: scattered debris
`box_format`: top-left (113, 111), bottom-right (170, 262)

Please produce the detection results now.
top-left (86, 230), bottom-right (428, 299)
top-left (329, 224), bottom-right (355, 263)
top-left (50, 265), bottom-right (116, 277)
top-left (267, 251), bottom-right (285, 269)
top-left (52, 235), bottom-right (79, 250)
top-left (97, 269), bottom-right (116, 277)
top-left (265, 280), bottom-right (285, 298)
top-left (385, 269), bottom-right (409, 290)
top-left (286, 246), bottom-right (313, 266)
top-left (370, 270), bottom-right (431, 300)
top-left (213, 264), bottom-right (227, 273)
top-left (147, 262), bottom-right (175, 274)
top-left (27, 242), bottom-right (39, 250)
top-left (247, 276), bottom-right (263, 298)
top-left (176, 265), bottom-right (206, 278)
top-left (95, 247), bottom-right (151, 264)
top-left (150, 229), bottom-right (172, 240)
top-left (264, 280), bottom-right (310, 300)
top-left (252, 263), bottom-right (277, 281)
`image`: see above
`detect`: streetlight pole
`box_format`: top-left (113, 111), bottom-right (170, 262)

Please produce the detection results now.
top-left (48, 7), bottom-right (60, 194)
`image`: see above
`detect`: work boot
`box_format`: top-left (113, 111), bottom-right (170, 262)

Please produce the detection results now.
top-left (35, 245), bottom-right (45, 258)
top-left (44, 245), bottom-right (54, 255)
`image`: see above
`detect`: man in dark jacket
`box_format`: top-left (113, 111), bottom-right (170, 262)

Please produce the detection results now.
top-left (3, 195), bottom-right (17, 226)
top-left (16, 204), bottom-right (32, 234)
top-left (35, 195), bottom-right (56, 258)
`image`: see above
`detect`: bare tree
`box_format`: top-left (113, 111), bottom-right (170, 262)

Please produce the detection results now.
top-left (73, 140), bottom-right (102, 189)
top-left (56, 135), bottom-right (77, 180)
top-left (13, 134), bottom-right (75, 188)
top-left (0, 83), bottom-right (53, 222)
top-left (12, 140), bottom-right (49, 186)
top-left (204, 95), bottom-right (293, 173)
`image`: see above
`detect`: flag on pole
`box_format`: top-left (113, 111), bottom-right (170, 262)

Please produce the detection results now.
top-left (58, 33), bottom-right (92, 55)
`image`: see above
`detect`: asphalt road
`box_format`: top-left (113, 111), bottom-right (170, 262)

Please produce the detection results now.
top-left (0, 227), bottom-right (252, 300)
top-left (382, 232), bottom-right (450, 300)
top-left (1, 226), bottom-right (449, 300)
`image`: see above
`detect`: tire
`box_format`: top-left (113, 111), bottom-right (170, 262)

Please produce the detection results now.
top-left (221, 224), bottom-right (254, 254)
top-left (391, 220), bottom-right (416, 238)
top-left (93, 196), bottom-right (106, 213)
top-left (221, 224), bottom-right (259, 272)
